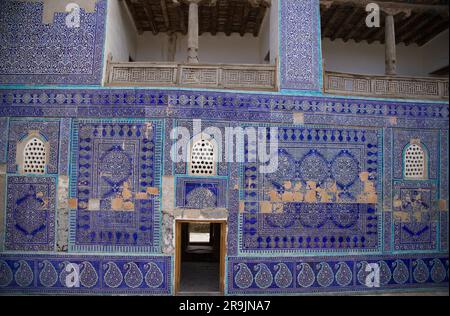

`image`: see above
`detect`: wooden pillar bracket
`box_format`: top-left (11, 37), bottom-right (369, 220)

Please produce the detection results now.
top-left (381, 7), bottom-right (412, 18)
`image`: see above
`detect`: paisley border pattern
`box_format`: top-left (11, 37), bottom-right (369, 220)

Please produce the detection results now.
top-left (228, 255), bottom-right (449, 294)
top-left (0, 254), bottom-right (171, 295)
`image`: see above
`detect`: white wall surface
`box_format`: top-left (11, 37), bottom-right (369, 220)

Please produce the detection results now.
top-left (103, 0), bottom-right (137, 82)
top-left (322, 29), bottom-right (449, 77)
top-left (421, 29), bottom-right (449, 74)
top-left (135, 33), bottom-right (266, 64)
top-left (269, 0), bottom-right (279, 65)
top-left (104, 0), bottom-right (279, 67)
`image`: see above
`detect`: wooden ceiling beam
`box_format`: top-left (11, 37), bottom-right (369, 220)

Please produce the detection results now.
top-left (240, 5), bottom-right (251, 37)
top-left (320, 0), bottom-right (449, 16)
top-left (405, 15), bottom-right (444, 45)
top-left (125, 0), bottom-right (144, 34)
top-left (143, 1), bottom-right (158, 35)
top-left (355, 25), bottom-right (379, 43)
top-left (330, 6), bottom-right (360, 40)
top-left (403, 15), bottom-right (437, 45)
top-left (210, 1), bottom-right (218, 35)
top-left (174, 3), bottom-right (187, 34)
top-left (342, 12), bottom-right (366, 42)
top-left (126, 0), bottom-right (271, 36)
top-left (253, 6), bottom-right (267, 36)
top-left (161, 0), bottom-right (171, 32)
top-left (322, 6), bottom-right (339, 38)
top-left (225, 1), bottom-right (236, 36)
top-left (367, 26), bottom-right (385, 44)
top-left (417, 21), bottom-right (449, 46)
top-left (395, 12), bottom-right (424, 43)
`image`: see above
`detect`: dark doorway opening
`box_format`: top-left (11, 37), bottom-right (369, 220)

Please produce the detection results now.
top-left (177, 222), bottom-right (224, 295)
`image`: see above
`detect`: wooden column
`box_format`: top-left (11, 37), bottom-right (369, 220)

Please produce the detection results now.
top-left (381, 8), bottom-right (410, 76)
top-left (384, 12), bottom-right (397, 75)
top-left (168, 33), bottom-right (177, 62)
top-left (187, 0), bottom-right (201, 63)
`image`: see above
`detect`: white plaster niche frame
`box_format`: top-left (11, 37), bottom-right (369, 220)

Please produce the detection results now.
top-left (188, 133), bottom-right (219, 176)
top-left (403, 139), bottom-right (429, 180)
top-left (16, 131), bottom-right (50, 175)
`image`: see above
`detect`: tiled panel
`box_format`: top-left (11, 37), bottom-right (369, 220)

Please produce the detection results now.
top-left (0, 0), bottom-right (106, 85)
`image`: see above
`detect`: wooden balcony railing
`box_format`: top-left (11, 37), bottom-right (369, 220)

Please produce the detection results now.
top-left (105, 62), bottom-right (448, 100)
top-left (324, 71), bottom-right (449, 101)
top-left (106, 61), bottom-right (277, 91)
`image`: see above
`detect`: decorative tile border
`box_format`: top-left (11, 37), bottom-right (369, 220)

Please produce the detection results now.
top-left (0, 118), bottom-right (7, 163)
top-left (228, 254), bottom-right (449, 294)
top-left (0, 90), bottom-right (447, 129)
top-left (280, 0), bottom-right (322, 91)
top-left (58, 118), bottom-right (71, 176)
top-left (0, 253), bottom-right (172, 295)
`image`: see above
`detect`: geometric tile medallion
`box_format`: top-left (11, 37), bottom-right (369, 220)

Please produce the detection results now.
top-left (176, 177), bottom-right (228, 209)
top-left (5, 176), bottom-right (57, 251)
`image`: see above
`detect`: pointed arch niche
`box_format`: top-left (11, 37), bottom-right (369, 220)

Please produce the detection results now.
top-left (15, 131), bottom-right (50, 174)
top-left (188, 133), bottom-right (219, 176)
top-left (403, 140), bottom-right (429, 180)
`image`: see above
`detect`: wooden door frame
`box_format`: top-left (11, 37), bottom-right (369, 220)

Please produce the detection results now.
top-left (174, 220), bottom-right (227, 295)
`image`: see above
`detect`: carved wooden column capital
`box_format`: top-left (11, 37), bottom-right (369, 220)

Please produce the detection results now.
top-left (381, 7), bottom-right (412, 18)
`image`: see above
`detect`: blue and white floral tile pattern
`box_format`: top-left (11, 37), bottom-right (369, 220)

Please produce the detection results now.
top-left (240, 125), bottom-right (381, 253)
top-left (58, 118), bottom-right (71, 176)
top-left (0, 0), bottom-right (106, 85)
top-left (176, 177), bottom-right (228, 209)
top-left (383, 128), bottom-right (394, 212)
top-left (280, 0), bottom-right (322, 91)
top-left (441, 212), bottom-right (449, 252)
top-left (0, 254), bottom-right (171, 295)
top-left (69, 119), bottom-right (163, 253)
top-left (440, 130), bottom-right (449, 202)
top-left (5, 176), bottom-right (56, 251)
top-left (0, 90), bottom-right (448, 129)
top-left (0, 117), bottom-right (7, 163)
top-left (228, 255), bottom-right (449, 294)
top-left (392, 181), bottom-right (439, 252)
top-left (0, 90), bottom-right (447, 296)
